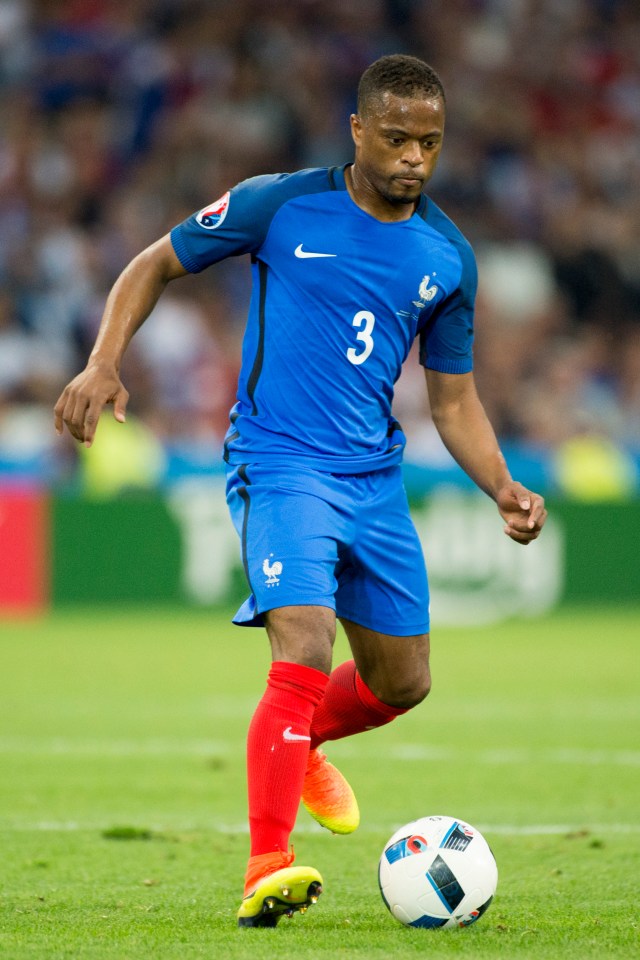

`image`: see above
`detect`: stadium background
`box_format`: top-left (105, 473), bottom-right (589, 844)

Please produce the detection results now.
top-left (1, 0), bottom-right (639, 615)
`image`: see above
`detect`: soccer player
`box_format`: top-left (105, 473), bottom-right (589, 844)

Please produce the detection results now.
top-left (54, 54), bottom-right (547, 927)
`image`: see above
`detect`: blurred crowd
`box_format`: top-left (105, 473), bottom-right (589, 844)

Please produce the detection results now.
top-left (1, 0), bottom-right (639, 490)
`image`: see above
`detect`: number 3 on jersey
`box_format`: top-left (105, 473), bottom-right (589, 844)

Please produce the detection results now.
top-left (347, 310), bottom-right (375, 365)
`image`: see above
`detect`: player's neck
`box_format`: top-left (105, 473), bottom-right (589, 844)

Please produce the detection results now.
top-left (345, 163), bottom-right (417, 223)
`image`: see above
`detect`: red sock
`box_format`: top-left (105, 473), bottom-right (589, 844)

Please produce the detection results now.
top-left (247, 661), bottom-right (329, 856)
top-left (309, 660), bottom-right (407, 750)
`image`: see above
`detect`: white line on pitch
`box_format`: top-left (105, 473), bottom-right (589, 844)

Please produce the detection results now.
top-left (0, 738), bottom-right (638, 766)
top-left (0, 738), bottom-right (231, 756)
top-left (2, 821), bottom-right (640, 835)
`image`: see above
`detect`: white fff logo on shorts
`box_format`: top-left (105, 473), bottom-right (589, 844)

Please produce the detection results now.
top-left (263, 555), bottom-right (283, 587)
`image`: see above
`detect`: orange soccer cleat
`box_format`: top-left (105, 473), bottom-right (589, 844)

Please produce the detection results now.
top-left (301, 748), bottom-right (360, 835)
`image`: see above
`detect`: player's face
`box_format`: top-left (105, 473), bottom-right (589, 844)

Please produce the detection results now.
top-left (350, 93), bottom-right (445, 213)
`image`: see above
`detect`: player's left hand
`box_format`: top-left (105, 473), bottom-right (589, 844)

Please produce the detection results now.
top-left (496, 482), bottom-right (547, 545)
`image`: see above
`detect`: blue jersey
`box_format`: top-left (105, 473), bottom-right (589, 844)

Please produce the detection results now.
top-left (170, 164), bottom-right (477, 473)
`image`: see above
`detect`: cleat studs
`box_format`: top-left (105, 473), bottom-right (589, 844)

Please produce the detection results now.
top-left (281, 887), bottom-right (290, 897)
top-left (285, 909), bottom-right (294, 918)
top-left (299, 906), bottom-right (307, 914)
top-left (309, 896), bottom-right (318, 904)
top-left (265, 897), bottom-right (276, 910)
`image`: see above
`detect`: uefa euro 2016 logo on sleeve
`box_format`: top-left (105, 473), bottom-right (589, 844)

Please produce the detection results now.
top-left (196, 191), bottom-right (230, 229)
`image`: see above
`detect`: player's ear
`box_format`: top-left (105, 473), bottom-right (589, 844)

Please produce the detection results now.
top-left (350, 113), bottom-right (362, 147)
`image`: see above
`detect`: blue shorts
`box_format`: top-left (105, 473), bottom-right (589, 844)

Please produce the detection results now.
top-left (226, 462), bottom-right (430, 636)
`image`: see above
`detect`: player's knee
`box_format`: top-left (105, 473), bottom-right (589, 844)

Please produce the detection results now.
top-left (398, 675), bottom-right (431, 709)
top-left (378, 670), bottom-right (431, 710)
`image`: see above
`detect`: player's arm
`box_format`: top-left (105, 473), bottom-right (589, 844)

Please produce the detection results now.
top-left (54, 234), bottom-right (187, 447)
top-left (425, 369), bottom-right (547, 544)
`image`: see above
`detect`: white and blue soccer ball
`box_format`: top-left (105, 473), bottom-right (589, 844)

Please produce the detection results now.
top-left (378, 815), bottom-right (498, 929)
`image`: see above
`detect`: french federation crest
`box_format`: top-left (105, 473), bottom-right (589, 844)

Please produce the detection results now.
top-left (413, 274), bottom-right (438, 308)
top-left (263, 555), bottom-right (282, 587)
top-left (196, 191), bottom-right (231, 230)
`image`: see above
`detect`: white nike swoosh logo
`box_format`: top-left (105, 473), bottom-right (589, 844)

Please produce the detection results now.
top-left (294, 243), bottom-right (337, 259)
top-left (283, 726), bottom-right (311, 742)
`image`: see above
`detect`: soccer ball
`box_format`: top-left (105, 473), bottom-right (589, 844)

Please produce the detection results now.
top-left (378, 815), bottom-right (498, 929)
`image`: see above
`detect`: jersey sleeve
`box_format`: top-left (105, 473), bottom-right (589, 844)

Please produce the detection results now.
top-left (418, 237), bottom-right (477, 374)
top-left (170, 173), bottom-right (292, 273)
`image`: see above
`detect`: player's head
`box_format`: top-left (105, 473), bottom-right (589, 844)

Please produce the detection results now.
top-left (357, 55), bottom-right (445, 120)
top-left (351, 54), bottom-right (446, 208)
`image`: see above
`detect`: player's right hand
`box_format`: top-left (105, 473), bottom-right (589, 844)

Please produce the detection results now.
top-left (53, 363), bottom-right (129, 447)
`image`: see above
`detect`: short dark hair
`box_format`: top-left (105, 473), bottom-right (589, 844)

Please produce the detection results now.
top-left (357, 54), bottom-right (445, 118)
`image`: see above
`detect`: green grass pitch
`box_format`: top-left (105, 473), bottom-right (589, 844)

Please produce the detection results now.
top-left (0, 605), bottom-right (638, 959)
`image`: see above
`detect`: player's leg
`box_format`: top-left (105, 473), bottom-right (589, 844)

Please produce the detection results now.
top-left (246, 604), bottom-right (333, 865)
top-left (301, 626), bottom-right (429, 834)
top-left (226, 464), bottom-right (347, 924)
top-left (310, 464), bottom-right (430, 746)
top-left (239, 604), bottom-right (334, 926)
top-left (303, 466), bottom-right (430, 832)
